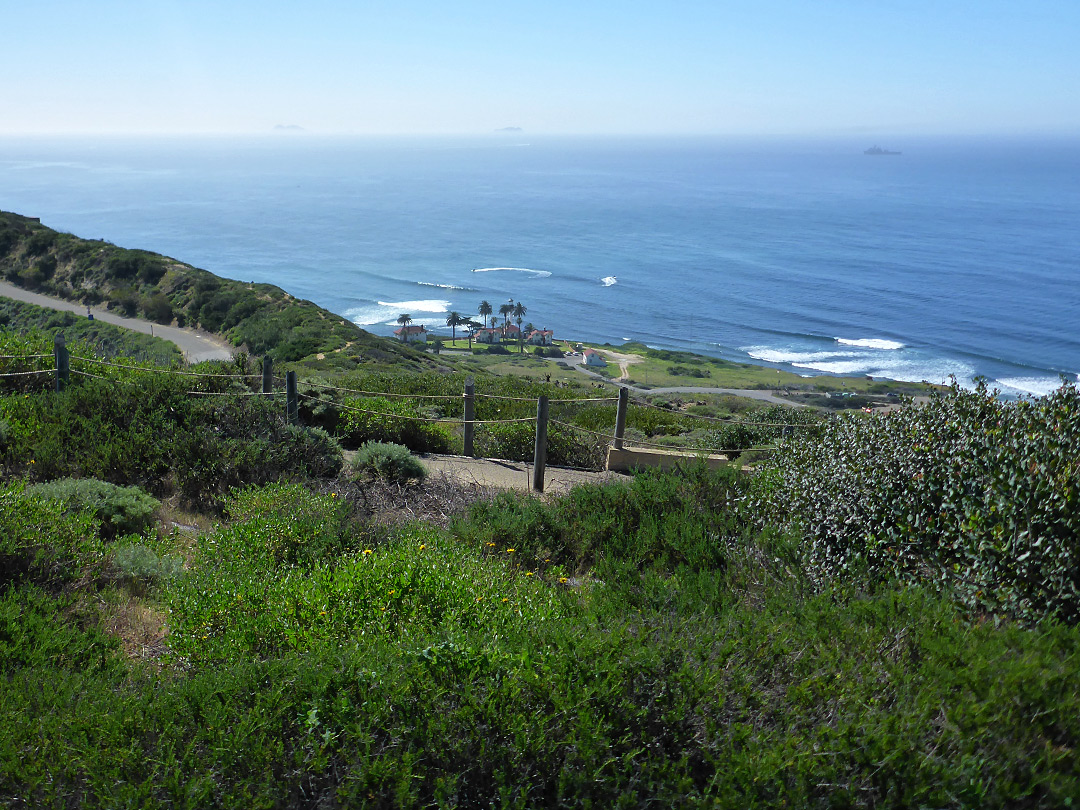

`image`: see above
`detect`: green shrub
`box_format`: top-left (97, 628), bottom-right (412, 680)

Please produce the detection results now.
top-left (27, 478), bottom-right (160, 539)
top-left (452, 463), bottom-right (742, 578)
top-left (338, 397), bottom-right (455, 454)
top-left (111, 542), bottom-right (183, 584)
top-left (352, 441), bottom-right (427, 483)
top-left (476, 421), bottom-right (604, 469)
top-left (752, 380), bottom-right (1080, 624)
top-left (0, 482), bottom-right (103, 586)
top-left (2, 373), bottom-right (344, 504)
top-left (0, 419), bottom-right (9, 449)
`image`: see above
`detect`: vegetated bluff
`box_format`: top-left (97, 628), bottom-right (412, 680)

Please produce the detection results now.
top-left (0, 211), bottom-right (425, 365)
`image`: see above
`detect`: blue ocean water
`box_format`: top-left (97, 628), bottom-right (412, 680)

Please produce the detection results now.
top-left (1, 134), bottom-right (1077, 396)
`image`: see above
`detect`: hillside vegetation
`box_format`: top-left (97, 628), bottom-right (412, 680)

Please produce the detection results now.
top-left (1, 325), bottom-right (1078, 807)
top-left (0, 211), bottom-right (430, 367)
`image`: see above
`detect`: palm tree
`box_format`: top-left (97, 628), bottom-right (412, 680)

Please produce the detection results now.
top-left (445, 311), bottom-right (463, 343)
top-left (478, 300), bottom-right (492, 329)
top-left (395, 313), bottom-right (412, 342)
top-left (512, 301), bottom-right (527, 353)
top-left (498, 301), bottom-right (514, 329)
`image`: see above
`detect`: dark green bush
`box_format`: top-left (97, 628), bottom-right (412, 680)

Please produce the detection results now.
top-left (338, 397), bottom-right (455, 454)
top-left (452, 463), bottom-right (742, 577)
top-left (752, 380), bottom-right (1080, 624)
top-left (27, 478), bottom-right (160, 539)
top-left (2, 373), bottom-right (343, 503)
top-left (0, 482), bottom-right (103, 586)
top-left (475, 420), bottom-right (603, 469)
top-left (352, 441), bottom-right (427, 483)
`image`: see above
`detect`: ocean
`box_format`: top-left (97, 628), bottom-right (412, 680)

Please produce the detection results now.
top-left (1, 134), bottom-right (1077, 396)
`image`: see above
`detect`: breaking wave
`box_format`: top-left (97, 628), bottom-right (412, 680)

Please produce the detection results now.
top-left (835, 337), bottom-right (905, 350)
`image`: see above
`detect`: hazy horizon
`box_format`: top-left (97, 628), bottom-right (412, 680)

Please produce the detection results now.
top-left (4, 1), bottom-right (1078, 138)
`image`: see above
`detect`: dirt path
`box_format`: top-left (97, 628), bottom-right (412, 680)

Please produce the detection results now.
top-left (0, 281), bottom-right (234, 362)
top-left (595, 348), bottom-right (642, 381)
top-left (343, 450), bottom-right (630, 495)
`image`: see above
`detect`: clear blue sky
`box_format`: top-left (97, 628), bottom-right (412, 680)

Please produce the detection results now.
top-left (4, 0), bottom-right (1079, 135)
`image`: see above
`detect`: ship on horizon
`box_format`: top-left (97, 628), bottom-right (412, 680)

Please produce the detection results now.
top-left (864, 145), bottom-right (902, 155)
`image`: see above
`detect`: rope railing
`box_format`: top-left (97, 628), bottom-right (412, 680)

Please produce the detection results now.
top-left (0, 369), bottom-right (53, 378)
top-left (300, 392), bottom-right (537, 425)
top-left (186, 390), bottom-right (276, 397)
top-left (71, 369), bottom-right (139, 385)
top-left (548, 418), bottom-right (775, 456)
top-left (613, 432), bottom-right (777, 455)
top-left (302, 380), bottom-right (461, 401)
top-left (475, 392), bottom-right (620, 404)
top-left (69, 355), bottom-right (259, 379)
top-left (627, 395), bottom-right (819, 429)
top-left (548, 419), bottom-right (615, 443)
top-left (0, 353), bottom-right (53, 360)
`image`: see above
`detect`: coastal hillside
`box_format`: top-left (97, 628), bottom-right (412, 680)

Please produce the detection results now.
top-left (0, 211), bottom-right (429, 367)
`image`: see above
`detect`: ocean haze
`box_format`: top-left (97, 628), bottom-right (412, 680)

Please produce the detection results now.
top-left (1, 134), bottom-right (1077, 396)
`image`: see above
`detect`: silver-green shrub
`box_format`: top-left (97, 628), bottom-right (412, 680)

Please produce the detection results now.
top-left (27, 478), bottom-right (160, 539)
top-left (352, 441), bottom-right (427, 484)
top-left (752, 380), bottom-right (1080, 624)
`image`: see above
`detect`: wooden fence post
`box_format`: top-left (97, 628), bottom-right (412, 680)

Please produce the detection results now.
top-left (262, 355), bottom-right (273, 394)
top-left (463, 377), bottom-right (475, 457)
top-left (286, 371), bottom-right (298, 424)
top-left (532, 395), bottom-right (549, 493)
top-left (613, 386), bottom-right (629, 449)
top-left (53, 333), bottom-right (69, 393)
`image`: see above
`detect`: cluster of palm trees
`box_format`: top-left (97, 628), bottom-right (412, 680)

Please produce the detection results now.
top-left (397, 299), bottom-right (532, 352)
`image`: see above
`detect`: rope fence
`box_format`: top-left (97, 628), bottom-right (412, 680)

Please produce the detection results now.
top-left (301, 392), bottom-right (537, 425)
top-left (70, 354), bottom-right (259, 379)
top-left (628, 395), bottom-right (818, 429)
top-left (8, 337), bottom-right (804, 490)
top-left (0, 369), bottom-right (53, 378)
top-left (303, 379), bottom-right (461, 401)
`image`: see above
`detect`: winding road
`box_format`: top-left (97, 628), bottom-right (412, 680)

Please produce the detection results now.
top-left (0, 281), bottom-right (234, 362)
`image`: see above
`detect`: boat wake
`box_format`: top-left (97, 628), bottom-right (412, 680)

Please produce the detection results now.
top-left (472, 266), bottom-right (553, 278)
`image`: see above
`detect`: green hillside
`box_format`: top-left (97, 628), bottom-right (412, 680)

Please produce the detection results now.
top-left (0, 211), bottom-right (429, 367)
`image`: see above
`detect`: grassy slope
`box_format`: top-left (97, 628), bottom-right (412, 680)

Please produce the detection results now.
top-left (0, 211), bottom-right (432, 369)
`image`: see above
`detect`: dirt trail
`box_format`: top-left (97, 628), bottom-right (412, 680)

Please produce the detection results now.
top-left (0, 281), bottom-right (234, 362)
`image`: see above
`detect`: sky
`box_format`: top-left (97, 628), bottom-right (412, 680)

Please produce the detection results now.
top-left (3, 0), bottom-right (1079, 136)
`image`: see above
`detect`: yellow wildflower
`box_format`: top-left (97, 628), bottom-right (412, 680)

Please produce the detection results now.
top-left (559, 577), bottom-right (568, 584)
top-left (506, 548), bottom-right (515, 553)
top-left (362, 549), bottom-right (373, 555)
top-left (524, 571), bottom-right (534, 577)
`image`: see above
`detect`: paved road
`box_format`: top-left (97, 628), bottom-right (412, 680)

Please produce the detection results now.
top-left (0, 281), bottom-right (234, 362)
